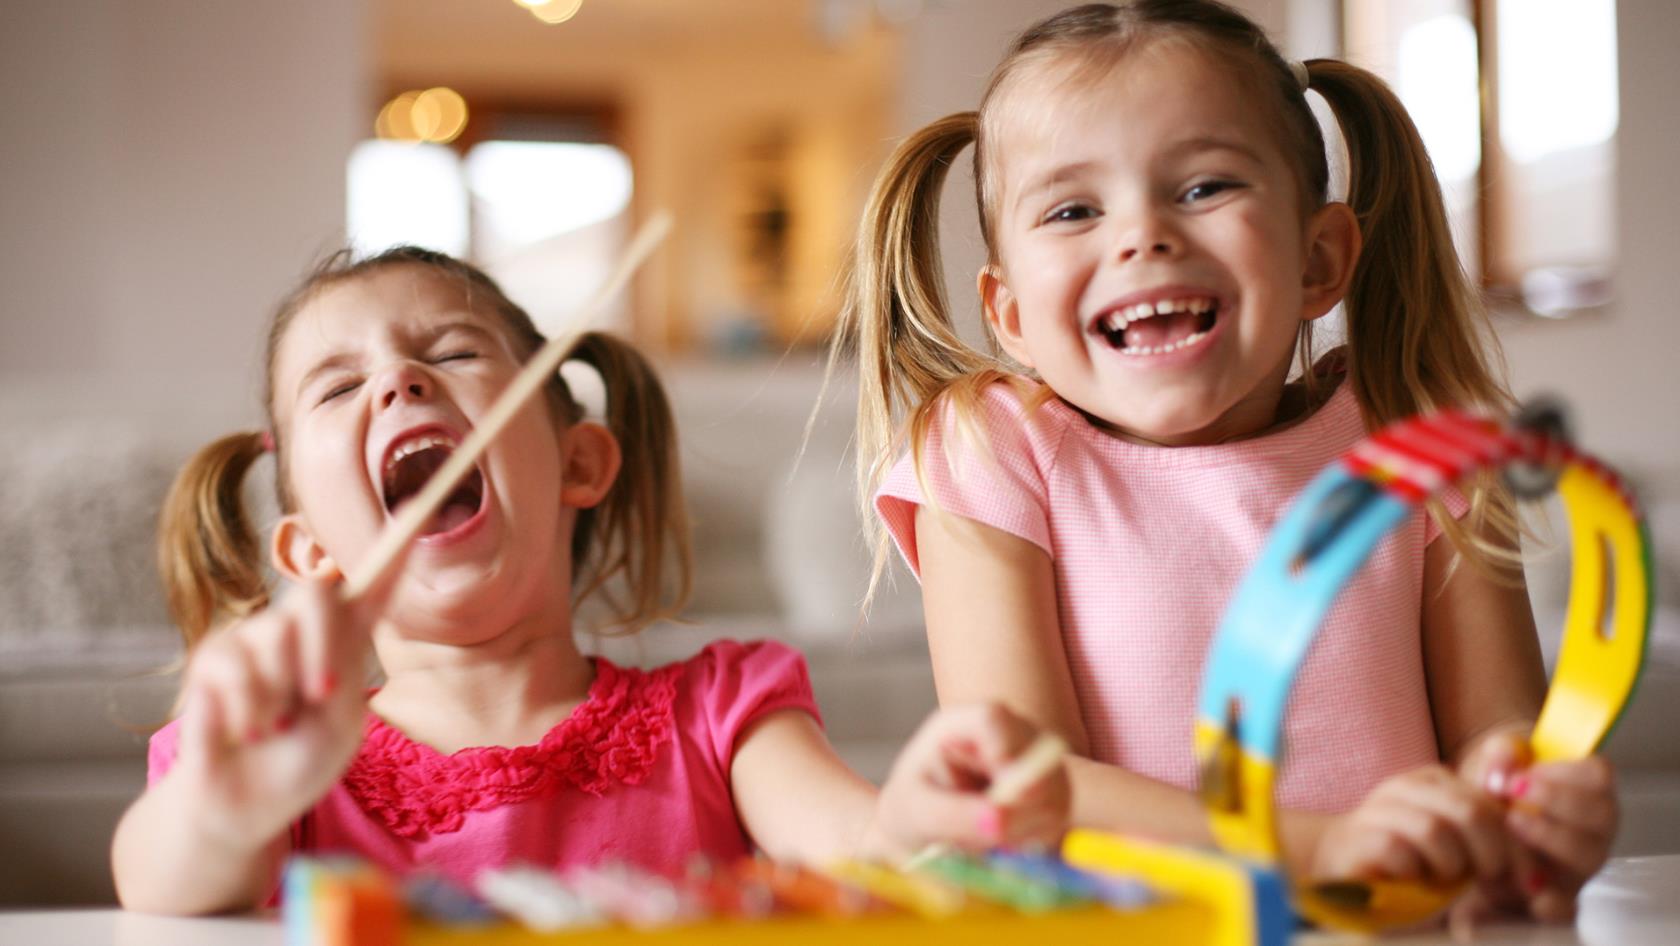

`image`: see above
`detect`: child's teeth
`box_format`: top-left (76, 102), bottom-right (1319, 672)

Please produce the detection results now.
top-left (1104, 296), bottom-right (1216, 332)
top-left (1120, 329), bottom-right (1207, 356)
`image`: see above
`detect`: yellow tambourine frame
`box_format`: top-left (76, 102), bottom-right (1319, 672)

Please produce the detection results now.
top-left (1194, 410), bottom-right (1653, 933)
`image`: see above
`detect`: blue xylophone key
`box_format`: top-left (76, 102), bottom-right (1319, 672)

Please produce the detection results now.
top-left (987, 850), bottom-right (1156, 909)
top-left (404, 871), bottom-right (499, 925)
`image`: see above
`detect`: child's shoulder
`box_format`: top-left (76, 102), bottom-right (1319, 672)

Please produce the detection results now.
top-left (935, 373), bottom-right (1065, 424)
top-left (658, 638), bottom-right (824, 752)
top-left (669, 639), bottom-right (816, 711)
top-left (915, 372), bottom-right (1080, 460)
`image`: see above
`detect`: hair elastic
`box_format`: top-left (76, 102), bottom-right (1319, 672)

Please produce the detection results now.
top-left (559, 358), bottom-right (608, 422)
top-left (1288, 59), bottom-right (1310, 91)
top-left (260, 430), bottom-right (276, 453)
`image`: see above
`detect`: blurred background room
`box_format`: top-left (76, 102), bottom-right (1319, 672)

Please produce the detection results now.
top-left (1, 0), bottom-right (1676, 907)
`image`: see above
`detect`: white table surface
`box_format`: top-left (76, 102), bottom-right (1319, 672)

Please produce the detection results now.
top-left (2, 856), bottom-right (1676, 946)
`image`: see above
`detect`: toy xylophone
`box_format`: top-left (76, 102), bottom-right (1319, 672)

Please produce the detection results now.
top-left (283, 840), bottom-right (1290, 946)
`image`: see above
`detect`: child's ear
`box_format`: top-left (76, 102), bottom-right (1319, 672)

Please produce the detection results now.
top-left (559, 421), bottom-right (621, 509)
top-left (979, 264), bottom-right (1035, 368)
top-left (1301, 201), bottom-right (1362, 321)
top-left (272, 513), bottom-right (340, 583)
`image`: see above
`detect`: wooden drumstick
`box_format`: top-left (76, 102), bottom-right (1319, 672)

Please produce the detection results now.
top-left (341, 211), bottom-right (673, 601)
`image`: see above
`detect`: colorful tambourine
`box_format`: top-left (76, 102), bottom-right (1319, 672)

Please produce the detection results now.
top-left (1194, 403), bottom-right (1652, 932)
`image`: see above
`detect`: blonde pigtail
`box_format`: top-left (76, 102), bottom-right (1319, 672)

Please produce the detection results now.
top-left (826, 111), bottom-right (1026, 608)
top-left (156, 431), bottom-right (272, 650)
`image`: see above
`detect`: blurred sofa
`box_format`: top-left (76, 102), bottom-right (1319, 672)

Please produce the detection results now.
top-left (2, 356), bottom-right (1676, 907)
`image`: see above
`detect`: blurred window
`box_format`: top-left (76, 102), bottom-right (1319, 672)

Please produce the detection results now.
top-left (348, 141), bottom-right (471, 258)
top-left (1342, 0), bottom-right (1617, 316)
top-left (346, 104), bottom-right (632, 335)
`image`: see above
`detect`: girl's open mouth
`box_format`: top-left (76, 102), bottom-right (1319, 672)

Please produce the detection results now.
top-left (1091, 296), bottom-right (1219, 356)
top-left (381, 434), bottom-right (486, 538)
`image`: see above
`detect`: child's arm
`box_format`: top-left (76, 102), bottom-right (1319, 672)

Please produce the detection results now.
top-left (729, 704), bottom-right (1068, 865)
top-left (1418, 530), bottom-right (1547, 771)
top-left (112, 579), bottom-right (379, 914)
top-left (1420, 529), bottom-right (1617, 921)
top-left (914, 507), bottom-right (1508, 884)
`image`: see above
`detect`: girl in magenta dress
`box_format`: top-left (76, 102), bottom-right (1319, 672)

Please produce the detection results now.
top-left (112, 247), bottom-right (1067, 914)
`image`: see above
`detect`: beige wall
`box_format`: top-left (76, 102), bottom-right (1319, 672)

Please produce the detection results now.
top-left (0, 0), bottom-right (365, 431)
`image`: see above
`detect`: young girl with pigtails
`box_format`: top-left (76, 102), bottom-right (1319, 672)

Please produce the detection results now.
top-left (112, 246), bottom-right (1069, 915)
top-left (834, 0), bottom-right (1617, 922)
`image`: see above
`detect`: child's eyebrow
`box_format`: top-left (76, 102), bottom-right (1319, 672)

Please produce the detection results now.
top-left (1013, 160), bottom-right (1102, 212)
top-left (297, 351), bottom-right (360, 400)
top-left (426, 320), bottom-right (500, 347)
top-left (1165, 135), bottom-right (1266, 165)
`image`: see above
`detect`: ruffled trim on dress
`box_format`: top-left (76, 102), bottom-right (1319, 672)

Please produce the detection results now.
top-left (343, 658), bottom-right (679, 840)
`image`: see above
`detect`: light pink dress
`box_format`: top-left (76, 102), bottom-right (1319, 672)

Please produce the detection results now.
top-left (879, 377), bottom-right (1453, 813)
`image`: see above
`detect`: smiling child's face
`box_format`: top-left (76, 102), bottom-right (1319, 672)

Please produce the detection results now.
top-left (267, 265), bottom-right (575, 637)
top-left (982, 37), bottom-right (1349, 445)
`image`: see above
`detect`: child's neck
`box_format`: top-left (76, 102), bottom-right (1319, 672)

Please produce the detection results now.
top-left (1080, 354), bottom-right (1338, 447)
top-left (370, 621), bottom-right (596, 754)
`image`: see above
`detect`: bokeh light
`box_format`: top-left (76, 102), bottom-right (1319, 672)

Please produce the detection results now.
top-left (374, 87), bottom-right (469, 144)
top-left (522, 0), bottom-right (583, 26)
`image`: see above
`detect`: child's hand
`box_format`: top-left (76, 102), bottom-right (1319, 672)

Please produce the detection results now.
top-left (172, 573), bottom-right (386, 849)
top-left (1460, 731), bottom-right (1619, 922)
top-left (1309, 765), bottom-right (1510, 891)
top-left (872, 704), bottom-right (1070, 859)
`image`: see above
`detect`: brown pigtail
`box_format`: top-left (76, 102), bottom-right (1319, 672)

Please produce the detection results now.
top-left (156, 431), bottom-right (272, 650)
top-left (1304, 59), bottom-right (1514, 428)
top-left (1306, 60), bottom-right (1522, 573)
top-left (565, 331), bottom-right (693, 634)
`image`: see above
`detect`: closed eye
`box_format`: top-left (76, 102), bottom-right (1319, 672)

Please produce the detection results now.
top-left (431, 350), bottom-right (478, 365)
top-left (319, 379), bottom-right (361, 405)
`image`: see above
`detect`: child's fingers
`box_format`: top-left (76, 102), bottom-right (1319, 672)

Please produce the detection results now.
top-left (1514, 759), bottom-right (1618, 833)
top-left (1364, 767), bottom-right (1509, 884)
top-left (179, 685), bottom-right (227, 774)
top-left (1511, 850), bottom-right (1582, 925)
top-left (1459, 727), bottom-right (1530, 796)
top-left (1507, 808), bottom-right (1609, 879)
top-left (924, 704), bottom-right (1045, 795)
top-left (248, 611), bottom-right (304, 733)
top-left (1397, 775), bottom-right (1510, 882)
top-left (1526, 874), bottom-right (1580, 924)
top-left (939, 703), bottom-right (1042, 771)
top-left (190, 633), bottom-right (275, 745)
top-left (997, 804), bottom-right (1066, 849)
top-left (912, 787), bottom-right (1012, 852)
top-left (1361, 804), bottom-right (1472, 885)
top-left (1356, 831), bottom-right (1429, 882)
top-left (291, 579), bottom-right (357, 703)
top-left (933, 736), bottom-right (990, 793)
top-left (292, 586), bottom-right (335, 704)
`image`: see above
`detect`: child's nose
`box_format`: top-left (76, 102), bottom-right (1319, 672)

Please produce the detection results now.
top-left (1116, 212), bottom-right (1183, 263)
top-left (1120, 240), bottom-right (1176, 261)
top-left (375, 364), bottom-right (432, 410)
